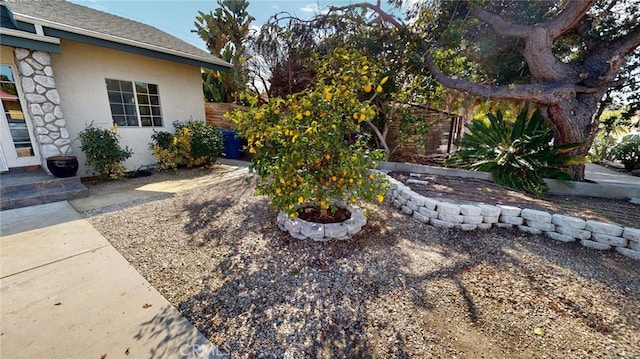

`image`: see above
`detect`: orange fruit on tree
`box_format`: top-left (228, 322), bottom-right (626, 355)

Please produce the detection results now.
top-left (363, 84), bottom-right (372, 93)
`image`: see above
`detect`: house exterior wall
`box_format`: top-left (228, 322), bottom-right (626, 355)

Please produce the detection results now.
top-left (50, 40), bottom-right (206, 175)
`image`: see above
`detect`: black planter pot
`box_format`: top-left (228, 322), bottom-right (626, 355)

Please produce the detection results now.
top-left (46, 156), bottom-right (79, 178)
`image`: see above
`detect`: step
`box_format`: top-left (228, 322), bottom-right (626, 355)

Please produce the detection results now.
top-left (0, 172), bottom-right (89, 211)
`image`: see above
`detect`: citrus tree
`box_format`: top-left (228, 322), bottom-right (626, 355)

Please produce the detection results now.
top-left (229, 47), bottom-right (389, 217)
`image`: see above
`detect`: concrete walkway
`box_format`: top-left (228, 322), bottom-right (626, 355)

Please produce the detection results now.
top-left (0, 164), bottom-right (251, 359)
top-left (585, 163), bottom-right (640, 187)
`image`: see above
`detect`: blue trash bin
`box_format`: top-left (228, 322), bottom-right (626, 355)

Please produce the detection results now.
top-left (219, 129), bottom-right (242, 159)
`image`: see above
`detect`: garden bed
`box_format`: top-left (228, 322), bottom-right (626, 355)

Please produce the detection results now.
top-left (389, 172), bottom-right (639, 228)
top-left (85, 172), bottom-right (640, 358)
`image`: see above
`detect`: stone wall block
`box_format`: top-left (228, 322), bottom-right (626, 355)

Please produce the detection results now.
top-left (463, 215), bottom-right (483, 224)
top-left (592, 233), bottom-right (628, 247)
top-left (21, 77), bottom-right (35, 92)
top-left (406, 201), bottom-right (419, 212)
top-left (31, 116), bottom-right (44, 127)
top-left (25, 58), bottom-right (44, 70)
top-left (459, 205), bottom-right (482, 216)
top-left (33, 51), bottom-right (51, 66)
top-left (44, 66), bottom-right (53, 76)
top-left (410, 194), bottom-right (426, 207)
top-left (556, 226), bottom-right (591, 240)
top-left (19, 61), bottom-right (34, 76)
top-left (438, 213), bottom-right (464, 224)
top-left (413, 211), bottom-right (430, 224)
top-left (437, 202), bottom-right (460, 215)
top-left (477, 204), bottom-right (501, 217)
top-left (518, 225), bottom-right (542, 235)
top-left (580, 239), bottom-right (611, 251)
top-left (30, 104), bottom-right (44, 116)
top-left (525, 220), bottom-right (555, 232)
top-left (26, 94), bottom-right (46, 103)
top-left (34, 75), bottom-right (56, 88)
top-left (14, 48), bottom-right (29, 60)
top-left (500, 215), bottom-right (524, 225)
top-left (483, 215), bottom-right (500, 224)
top-left (44, 113), bottom-right (56, 123)
top-left (616, 247), bottom-right (640, 260)
top-left (45, 89), bottom-right (61, 104)
top-left (54, 105), bottom-right (64, 118)
top-left (37, 135), bottom-right (53, 144)
top-left (418, 207), bottom-right (439, 218)
top-left (423, 198), bottom-right (440, 210)
top-left (324, 223), bottom-right (348, 238)
top-left (401, 206), bottom-right (413, 215)
top-left (552, 214), bottom-right (586, 229)
top-left (521, 209), bottom-right (552, 223)
top-left (585, 220), bottom-right (623, 236)
top-left (431, 218), bottom-right (455, 229)
top-left (477, 223), bottom-right (492, 230)
top-left (622, 227), bottom-right (640, 242)
top-left (456, 224), bottom-right (477, 231)
top-left (35, 127), bottom-right (49, 135)
top-left (36, 85), bottom-right (46, 94)
top-left (546, 231), bottom-right (576, 243)
top-left (498, 205), bottom-right (521, 217)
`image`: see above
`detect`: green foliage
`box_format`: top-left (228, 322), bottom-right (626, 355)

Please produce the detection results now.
top-left (588, 135), bottom-right (618, 164)
top-left (612, 135), bottom-right (640, 171)
top-left (229, 47), bottom-right (389, 216)
top-left (446, 106), bottom-right (583, 194)
top-left (78, 124), bottom-right (133, 179)
top-left (194, 0), bottom-right (254, 103)
top-left (150, 121), bottom-right (223, 170)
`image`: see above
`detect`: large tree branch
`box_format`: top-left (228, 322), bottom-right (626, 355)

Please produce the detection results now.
top-left (544, 0), bottom-right (596, 40)
top-left (470, 8), bottom-right (531, 38)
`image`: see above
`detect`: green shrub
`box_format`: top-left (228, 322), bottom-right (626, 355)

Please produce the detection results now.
top-left (78, 124), bottom-right (133, 179)
top-left (446, 105), bottom-right (583, 194)
top-left (149, 120), bottom-right (223, 170)
top-left (612, 135), bottom-right (640, 171)
top-left (229, 47), bottom-right (389, 217)
top-left (588, 135), bottom-right (617, 163)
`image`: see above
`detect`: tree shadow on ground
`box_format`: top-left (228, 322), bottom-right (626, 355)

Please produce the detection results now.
top-left (172, 176), bottom-right (640, 357)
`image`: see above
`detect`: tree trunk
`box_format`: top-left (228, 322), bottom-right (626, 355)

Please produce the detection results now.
top-left (543, 91), bottom-right (605, 181)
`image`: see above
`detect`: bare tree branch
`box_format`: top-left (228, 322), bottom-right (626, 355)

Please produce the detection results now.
top-left (470, 8), bottom-right (531, 38)
top-left (545, 0), bottom-right (596, 40)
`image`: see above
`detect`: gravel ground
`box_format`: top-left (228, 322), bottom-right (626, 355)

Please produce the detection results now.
top-left (87, 171), bottom-right (640, 358)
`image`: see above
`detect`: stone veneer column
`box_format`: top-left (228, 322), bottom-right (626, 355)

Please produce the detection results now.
top-left (14, 48), bottom-right (71, 171)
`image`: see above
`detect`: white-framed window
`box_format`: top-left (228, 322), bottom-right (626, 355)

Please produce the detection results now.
top-left (105, 78), bottom-right (163, 127)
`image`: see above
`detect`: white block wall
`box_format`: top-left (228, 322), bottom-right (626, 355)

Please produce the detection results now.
top-left (385, 174), bottom-right (640, 261)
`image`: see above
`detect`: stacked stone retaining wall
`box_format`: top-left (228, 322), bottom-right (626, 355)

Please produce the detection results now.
top-left (385, 175), bottom-right (640, 261)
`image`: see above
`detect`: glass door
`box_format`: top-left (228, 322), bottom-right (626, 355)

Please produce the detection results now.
top-left (0, 64), bottom-right (39, 168)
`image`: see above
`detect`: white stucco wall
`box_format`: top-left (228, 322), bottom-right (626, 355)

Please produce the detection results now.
top-left (50, 40), bottom-right (206, 176)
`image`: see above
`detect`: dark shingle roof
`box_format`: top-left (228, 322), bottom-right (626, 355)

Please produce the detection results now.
top-left (3, 0), bottom-right (230, 69)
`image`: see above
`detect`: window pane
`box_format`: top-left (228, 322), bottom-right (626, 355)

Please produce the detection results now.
top-left (123, 104), bottom-right (137, 116)
top-left (120, 81), bottom-right (133, 92)
top-left (0, 65), bottom-right (15, 82)
top-left (152, 117), bottom-right (163, 127)
top-left (137, 94), bottom-right (149, 104)
top-left (122, 92), bottom-right (135, 104)
top-left (135, 82), bottom-right (148, 93)
top-left (150, 106), bottom-right (161, 116)
top-left (110, 104), bottom-right (124, 115)
top-left (139, 105), bottom-right (150, 116)
top-left (149, 95), bottom-right (160, 106)
top-left (113, 116), bottom-right (126, 126)
top-left (0, 82), bottom-right (17, 96)
top-left (105, 78), bottom-right (120, 91)
top-left (108, 91), bottom-right (123, 103)
top-left (126, 115), bottom-right (139, 126)
top-left (148, 84), bottom-right (158, 94)
top-left (140, 116), bottom-right (152, 126)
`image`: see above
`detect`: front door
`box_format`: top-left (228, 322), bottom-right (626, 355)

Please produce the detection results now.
top-left (0, 64), bottom-right (40, 168)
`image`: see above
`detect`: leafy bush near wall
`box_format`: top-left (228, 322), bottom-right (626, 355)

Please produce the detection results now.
top-left (78, 124), bottom-right (133, 179)
top-left (446, 106), bottom-right (583, 194)
top-left (150, 120), bottom-right (223, 170)
top-left (612, 134), bottom-right (640, 171)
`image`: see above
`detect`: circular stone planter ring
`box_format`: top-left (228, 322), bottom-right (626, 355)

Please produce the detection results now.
top-left (277, 204), bottom-right (367, 241)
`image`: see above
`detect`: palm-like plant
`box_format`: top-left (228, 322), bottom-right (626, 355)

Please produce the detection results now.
top-left (446, 105), bottom-right (583, 194)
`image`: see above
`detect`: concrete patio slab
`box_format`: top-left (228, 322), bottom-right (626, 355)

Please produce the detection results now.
top-left (1, 202), bottom-right (222, 359)
top-left (0, 201), bottom-right (81, 236)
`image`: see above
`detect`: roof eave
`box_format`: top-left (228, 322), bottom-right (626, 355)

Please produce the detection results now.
top-left (11, 12), bottom-right (232, 71)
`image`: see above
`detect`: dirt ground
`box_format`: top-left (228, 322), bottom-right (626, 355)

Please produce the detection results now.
top-left (389, 172), bottom-right (639, 228)
top-left (84, 166), bottom-right (640, 358)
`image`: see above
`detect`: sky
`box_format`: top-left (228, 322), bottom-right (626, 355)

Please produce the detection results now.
top-left (68, 0), bottom-right (407, 52)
